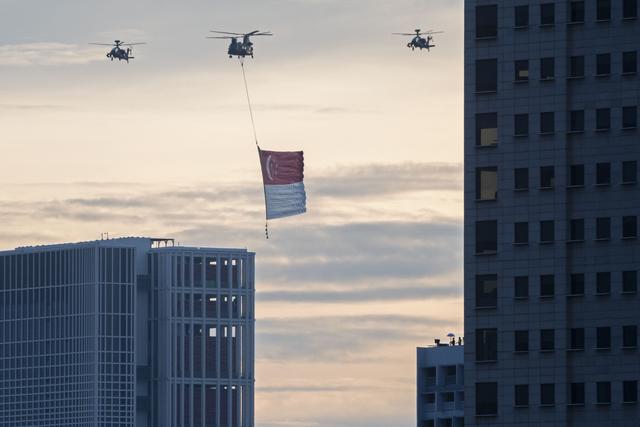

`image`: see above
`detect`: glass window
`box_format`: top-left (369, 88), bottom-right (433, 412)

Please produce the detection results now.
top-left (623, 216), bottom-right (638, 238)
top-left (476, 274), bottom-right (498, 308)
top-left (515, 5), bottom-right (529, 27)
top-left (515, 60), bottom-right (529, 81)
top-left (476, 5), bottom-right (498, 38)
top-left (597, 327), bottom-right (611, 349)
top-left (514, 114), bottom-right (529, 136)
top-left (540, 57), bottom-right (555, 79)
top-left (540, 274), bottom-right (555, 296)
top-left (623, 271), bottom-right (637, 293)
top-left (596, 163), bottom-right (611, 185)
top-left (514, 168), bottom-right (529, 190)
top-left (597, 0), bottom-right (611, 20)
top-left (541, 384), bottom-right (555, 405)
top-left (476, 167), bottom-right (498, 200)
top-left (623, 325), bottom-right (638, 348)
top-left (569, 55), bottom-right (585, 78)
top-left (570, 219), bottom-right (584, 241)
top-left (476, 328), bottom-right (498, 361)
top-left (596, 53), bottom-right (611, 76)
top-left (570, 1), bottom-right (585, 22)
top-left (540, 166), bottom-right (555, 188)
top-left (623, 161), bottom-right (637, 183)
top-left (623, 106), bottom-right (638, 128)
top-left (515, 276), bottom-right (529, 298)
top-left (514, 222), bottom-right (529, 244)
top-left (569, 164), bottom-right (584, 186)
top-left (476, 220), bottom-right (498, 254)
top-left (540, 112), bottom-right (555, 134)
top-left (596, 217), bottom-right (611, 239)
top-left (515, 384), bottom-right (529, 407)
top-left (515, 330), bottom-right (529, 352)
top-left (476, 59), bottom-right (498, 92)
top-left (570, 383), bottom-right (585, 405)
top-left (476, 383), bottom-right (498, 415)
top-left (624, 0), bottom-right (638, 18)
top-left (540, 329), bottom-right (555, 351)
top-left (569, 110), bottom-right (584, 132)
top-left (623, 51), bottom-right (637, 74)
top-left (540, 3), bottom-right (555, 25)
top-left (570, 328), bottom-right (585, 350)
top-left (597, 272), bottom-right (611, 294)
top-left (624, 381), bottom-right (638, 403)
top-left (476, 113), bottom-right (498, 146)
top-left (596, 108), bottom-right (611, 130)
top-left (570, 273), bottom-right (585, 295)
top-left (540, 220), bottom-right (555, 242)
top-left (597, 382), bottom-right (611, 404)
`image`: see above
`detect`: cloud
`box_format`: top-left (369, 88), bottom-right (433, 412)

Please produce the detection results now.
top-left (0, 43), bottom-right (105, 66)
top-left (257, 314), bottom-right (454, 362)
top-left (257, 282), bottom-right (461, 303)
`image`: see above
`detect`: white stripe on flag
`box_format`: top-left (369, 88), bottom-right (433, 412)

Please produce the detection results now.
top-left (264, 182), bottom-right (307, 220)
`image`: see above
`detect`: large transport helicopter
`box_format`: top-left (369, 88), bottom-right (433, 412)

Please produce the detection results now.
top-left (207, 30), bottom-right (273, 58)
top-left (392, 29), bottom-right (443, 51)
top-left (89, 40), bottom-right (146, 62)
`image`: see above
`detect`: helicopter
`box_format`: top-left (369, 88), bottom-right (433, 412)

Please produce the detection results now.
top-left (207, 30), bottom-right (273, 58)
top-left (88, 40), bottom-right (146, 63)
top-left (393, 29), bottom-right (443, 51)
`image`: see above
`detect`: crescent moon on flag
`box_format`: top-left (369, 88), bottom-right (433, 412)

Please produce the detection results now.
top-left (266, 155), bottom-right (274, 181)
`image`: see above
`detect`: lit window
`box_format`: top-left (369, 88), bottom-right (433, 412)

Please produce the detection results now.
top-left (476, 113), bottom-right (498, 146)
top-left (476, 167), bottom-right (498, 200)
top-left (476, 274), bottom-right (498, 308)
top-left (515, 60), bottom-right (529, 82)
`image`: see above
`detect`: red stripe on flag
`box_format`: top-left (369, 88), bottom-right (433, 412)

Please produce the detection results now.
top-left (259, 149), bottom-right (304, 185)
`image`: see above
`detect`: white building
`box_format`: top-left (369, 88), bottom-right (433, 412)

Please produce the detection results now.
top-left (417, 338), bottom-right (464, 427)
top-left (0, 237), bottom-right (255, 427)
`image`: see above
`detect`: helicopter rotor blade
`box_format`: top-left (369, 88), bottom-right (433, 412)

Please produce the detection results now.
top-left (207, 36), bottom-right (234, 39)
top-left (125, 42), bottom-right (147, 46)
top-left (209, 30), bottom-right (244, 35)
top-left (88, 43), bottom-right (116, 46)
top-left (252, 32), bottom-right (273, 36)
top-left (392, 33), bottom-right (417, 36)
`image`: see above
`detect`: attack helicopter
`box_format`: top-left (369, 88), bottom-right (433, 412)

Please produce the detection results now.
top-left (393, 29), bottom-right (443, 51)
top-left (89, 40), bottom-right (146, 63)
top-left (207, 30), bottom-right (273, 58)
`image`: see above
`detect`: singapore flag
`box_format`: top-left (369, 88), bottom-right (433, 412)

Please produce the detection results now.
top-left (259, 148), bottom-right (307, 220)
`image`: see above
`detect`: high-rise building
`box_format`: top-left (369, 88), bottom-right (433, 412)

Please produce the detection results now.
top-left (0, 237), bottom-right (255, 427)
top-left (465, 1), bottom-right (640, 425)
top-left (417, 338), bottom-right (464, 427)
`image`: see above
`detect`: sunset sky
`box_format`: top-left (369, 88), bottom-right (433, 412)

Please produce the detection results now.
top-left (0, 1), bottom-right (463, 425)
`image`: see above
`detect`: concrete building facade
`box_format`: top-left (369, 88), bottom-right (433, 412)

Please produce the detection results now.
top-left (0, 237), bottom-right (255, 427)
top-left (417, 341), bottom-right (464, 427)
top-left (465, 0), bottom-right (640, 425)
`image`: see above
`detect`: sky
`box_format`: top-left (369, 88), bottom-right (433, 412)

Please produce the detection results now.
top-left (0, 1), bottom-right (464, 426)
